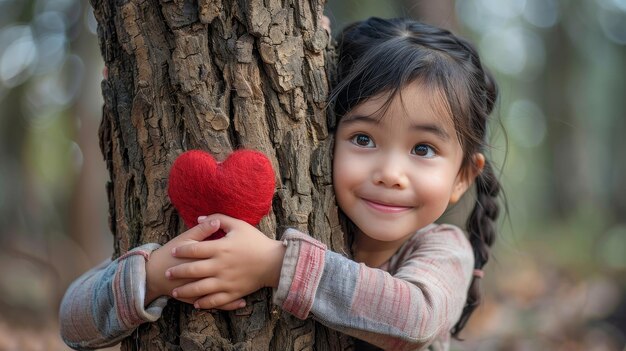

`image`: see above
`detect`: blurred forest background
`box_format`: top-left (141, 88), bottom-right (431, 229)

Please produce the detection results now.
top-left (0, 0), bottom-right (625, 350)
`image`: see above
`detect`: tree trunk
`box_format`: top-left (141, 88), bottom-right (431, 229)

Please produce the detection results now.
top-left (90, 0), bottom-right (350, 349)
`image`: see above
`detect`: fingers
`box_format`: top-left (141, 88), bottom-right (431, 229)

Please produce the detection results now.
top-left (172, 279), bottom-right (247, 310)
top-left (166, 260), bottom-right (217, 279)
top-left (171, 277), bottom-right (247, 310)
top-left (197, 213), bottom-right (246, 234)
top-left (172, 277), bottom-right (220, 299)
top-left (178, 219), bottom-right (221, 242)
top-left (172, 295), bottom-right (245, 310)
top-left (193, 292), bottom-right (241, 310)
top-left (321, 15), bottom-right (331, 34)
top-left (172, 240), bottom-right (218, 259)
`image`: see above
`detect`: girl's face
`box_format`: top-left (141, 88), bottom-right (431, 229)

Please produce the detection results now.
top-left (333, 83), bottom-right (475, 246)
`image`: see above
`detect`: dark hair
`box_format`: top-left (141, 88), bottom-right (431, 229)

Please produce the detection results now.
top-left (329, 17), bottom-right (501, 337)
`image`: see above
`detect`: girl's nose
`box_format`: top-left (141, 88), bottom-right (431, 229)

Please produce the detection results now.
top-left (372, 154), bottom-right (409, 189)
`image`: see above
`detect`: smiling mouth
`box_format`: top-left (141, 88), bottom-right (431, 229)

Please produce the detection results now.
top-left (362, 198), bottom-right (413, 213)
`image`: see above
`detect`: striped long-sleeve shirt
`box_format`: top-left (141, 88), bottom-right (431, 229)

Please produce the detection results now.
top-left (59, 223), bottom-right (474, 350)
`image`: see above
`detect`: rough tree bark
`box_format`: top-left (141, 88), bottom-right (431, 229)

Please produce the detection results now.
top-left (90, 0), bottom-right (350, 349)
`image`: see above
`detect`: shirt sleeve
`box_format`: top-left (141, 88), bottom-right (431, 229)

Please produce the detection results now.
top-left (273, 225), bottom-right (474, 351)
top-left (59, 243), bottom-right (170, 350)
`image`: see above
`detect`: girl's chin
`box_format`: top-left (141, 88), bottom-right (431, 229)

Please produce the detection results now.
top-left (355, 226), bottom-right (417, 244)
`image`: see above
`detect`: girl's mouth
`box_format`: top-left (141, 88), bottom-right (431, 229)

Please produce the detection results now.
top-left (362, 198), bottom-right (412, 213)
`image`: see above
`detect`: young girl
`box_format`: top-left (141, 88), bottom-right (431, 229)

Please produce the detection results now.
top-left (60, 17), bottom-right (501, 351)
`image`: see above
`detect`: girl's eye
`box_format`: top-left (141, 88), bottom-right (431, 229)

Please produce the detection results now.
top-left (351, 134), bottom-right (375, 147)
top-left (412, 144), bottom-right (436, 158)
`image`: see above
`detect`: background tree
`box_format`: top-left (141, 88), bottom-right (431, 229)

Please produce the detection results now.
top-left (90, 0), bottom-right (349, 349)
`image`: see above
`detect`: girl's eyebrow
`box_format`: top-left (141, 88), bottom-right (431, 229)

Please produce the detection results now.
top-left (411, 123), bottom-right (450, 141)
top-left (340, 114), bottom-right (380, 125)
top-left (342, 114), bottom-right (450, 141)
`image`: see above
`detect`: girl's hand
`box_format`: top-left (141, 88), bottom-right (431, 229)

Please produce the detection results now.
top-left (145, 219), bottom-right (232, 306)
top-left (166, 214), bottom-right (286, 310)
top-left (321, 15), bottom-right (331, 35)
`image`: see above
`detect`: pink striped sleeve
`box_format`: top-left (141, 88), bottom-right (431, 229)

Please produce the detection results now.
top-left (273, 224), bottom-right (474, 351)
top-left (114, 250), bottom-right (152, 329)
top-left (350, 266), bottom-right (417, 334)
top-left (273, 229), bottom-right (327, 319)
top-left (59, 243), bottom-right (168, 350)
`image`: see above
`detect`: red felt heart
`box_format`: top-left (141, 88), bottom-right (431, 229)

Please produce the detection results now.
top-left (167, 149), bottom-right (275, 240)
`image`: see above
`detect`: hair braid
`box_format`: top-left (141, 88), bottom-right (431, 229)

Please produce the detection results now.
top-left (451, 159), bottom-right (501, 336)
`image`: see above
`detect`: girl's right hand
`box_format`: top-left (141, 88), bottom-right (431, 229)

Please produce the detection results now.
top-left (321, 15), bottom-right (331, 35)
top-left (145, 220), bottom-right (246, 310)
top-left (165, 214), bottom-right (286, 310)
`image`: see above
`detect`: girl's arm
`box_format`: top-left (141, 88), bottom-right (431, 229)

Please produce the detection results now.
top-left (275, 224), bottom-right (474, 350)
top-left (59, 244), bottom-right (166, 350)
top-left (170, 217), bottom-right (474, 350)
top-left (59, 220), bottom-right (239, 350)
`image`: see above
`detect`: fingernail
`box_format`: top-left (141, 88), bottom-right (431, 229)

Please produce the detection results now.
top-left (172, 290), bottom-right (178, 298)
top-left (198, 216), bottom-right (208, 222)
top-left (210, 219), bottom-right (218, 227)
top-left (165, 270), bottom-right (171, 279)
top-left (238, 301), bottom-right (246, 309)
top-left (194, 302), bottom-right (200, 309)
top-left (171, 248), bottom-right (176, 256)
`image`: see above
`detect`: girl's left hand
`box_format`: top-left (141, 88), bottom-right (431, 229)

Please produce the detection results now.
top-left (166, 214), bottom-right (286, 309)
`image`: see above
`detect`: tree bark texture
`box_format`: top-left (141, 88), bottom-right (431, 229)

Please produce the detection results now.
top-left (90, 0), bottom-right (350, 349)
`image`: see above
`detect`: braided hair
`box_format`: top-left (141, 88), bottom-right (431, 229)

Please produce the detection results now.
top-left (329, 17), bottom-right (502, 337)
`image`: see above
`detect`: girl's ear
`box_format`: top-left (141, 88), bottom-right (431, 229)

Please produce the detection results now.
top-left (450, 153), bottom-right (485, 204)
